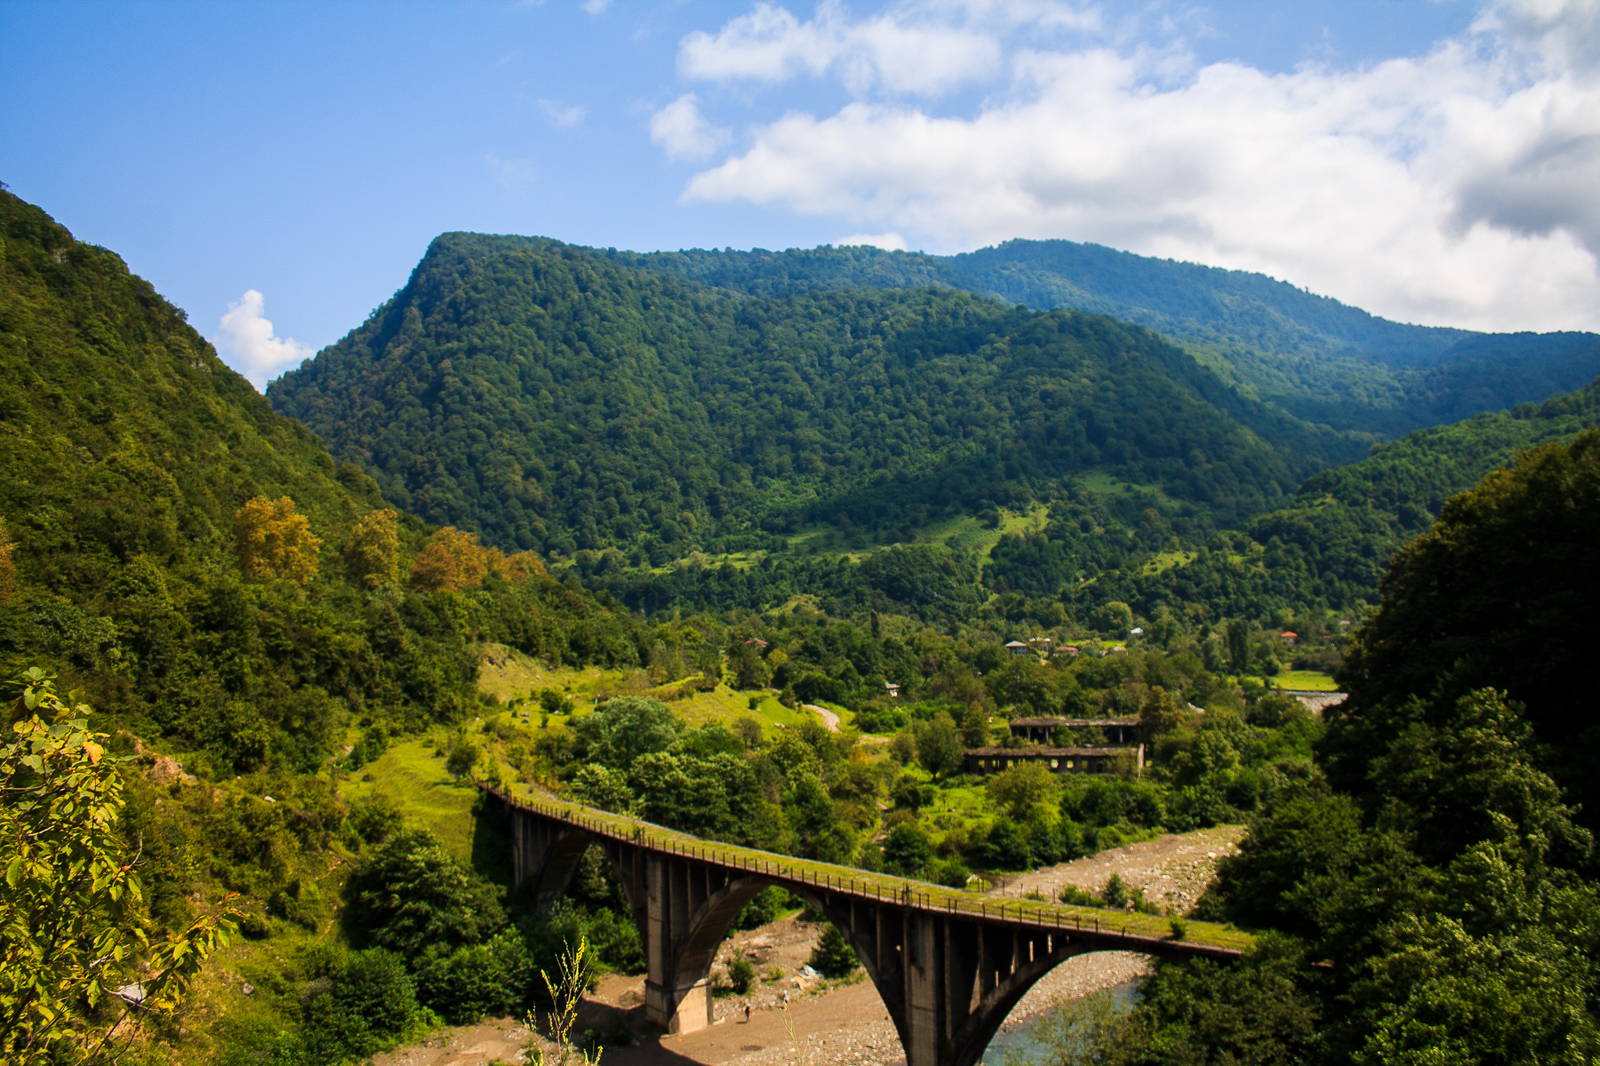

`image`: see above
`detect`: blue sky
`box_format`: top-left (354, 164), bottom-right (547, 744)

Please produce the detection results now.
top-left (4, 0), bottom-right (1598, 388)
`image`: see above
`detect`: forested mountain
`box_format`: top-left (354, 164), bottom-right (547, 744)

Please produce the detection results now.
top-left (273, 229), bottom-right (1600, 630)
top-left (272, 233), bottom-right (1349, 561)
top-left (609, 238), bottom-right (1600, 438)
top-left (0, 192), bottom-right (642, 773)
top-left (1051, 377), bottom-right (1600, 619)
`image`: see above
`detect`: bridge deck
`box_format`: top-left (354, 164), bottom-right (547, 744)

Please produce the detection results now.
top-left (483, 784), bottom-right (1252, 959)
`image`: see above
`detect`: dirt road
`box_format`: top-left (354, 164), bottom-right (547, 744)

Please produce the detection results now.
top-left (802, 704), bottom-right (841, 732)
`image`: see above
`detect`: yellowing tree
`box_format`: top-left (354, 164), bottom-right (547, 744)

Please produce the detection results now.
top-left (1, 669), bottom-right (236, 1064)
top-left (483, 547), bottom-right (547, 585)
top-left (409, 527), bottom-right (489, 592)
top-left (233, 496), bottom-right (322, 583)
top-left (342, 508), bottom-right (400, 589)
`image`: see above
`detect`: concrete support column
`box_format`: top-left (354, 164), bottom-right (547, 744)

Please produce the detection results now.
top-left (904, 913), bottom-right (942, 1066)
top-left (643, 852), bottom-right (714, 1034)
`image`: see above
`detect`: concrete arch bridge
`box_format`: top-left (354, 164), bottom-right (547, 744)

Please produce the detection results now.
top-left (482, 786), bottom-right (1251, 1066)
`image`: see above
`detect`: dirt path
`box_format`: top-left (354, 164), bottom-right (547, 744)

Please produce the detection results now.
top-left (372, 827), bottom-right (1243, 1066)
top-left (802, 704), bottom-right (840, 732)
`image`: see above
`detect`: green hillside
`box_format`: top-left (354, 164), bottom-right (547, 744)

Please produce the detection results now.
top-left (610, 238), bottom-right (1600, 438)
top-left (271, 233), bottom-right (1348, 563)
top-left (0, 192), bottom-right (643, 774)
top-left (1054, 377), bottom-right (1600, 619)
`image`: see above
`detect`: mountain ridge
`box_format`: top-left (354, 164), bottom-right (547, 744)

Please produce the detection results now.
top-left (271, 231), bottom-right (1358, 561)
top-left (599, 236), bottom-right (1600, 437)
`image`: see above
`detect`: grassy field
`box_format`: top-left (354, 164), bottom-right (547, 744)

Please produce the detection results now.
top-left (1273, 670), bottom-right (1342, 692)
top-left (476, 643), bottom-right (851, 743)
top-left (341, 736), bottom-right (484, 859)
top-left (1140, 549), bottom-right (1196, 576)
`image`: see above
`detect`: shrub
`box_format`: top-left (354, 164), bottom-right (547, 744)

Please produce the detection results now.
top-left (342, 828), bottom-right (506, 955)
top-left (270, 878), bottom-right (324, 931)
top-left (882, 822), bottom-right (936, 877)
top-left (928, 857), bottom-right (972, 888)
top-left (808, 924), bottom-right (859, 979)
top-left (347, 795), bottom-right (403, 845)
top-left (413, 930), bottom-right (532, 1023)
top-left (1058, 884), bottom-right (1099, 906)
top-left (728, 957), bottom-right (755, 995)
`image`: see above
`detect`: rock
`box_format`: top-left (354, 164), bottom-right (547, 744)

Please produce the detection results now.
top-left (241, 983), bottom-right (255, 995)
top-left (148, 755), bottom-right (195, 785)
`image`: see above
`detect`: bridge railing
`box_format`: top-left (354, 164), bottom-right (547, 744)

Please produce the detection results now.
top-left (484, 783), bottom-right (1251, 957)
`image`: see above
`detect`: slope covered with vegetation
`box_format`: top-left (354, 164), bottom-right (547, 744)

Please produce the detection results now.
top-left (1081, 430), bottom-right (1600, 1065)
top-left (272, 233), bottom-right (1346, 562)
top-left (1037, 377), bottom-right (1600, 620)
top-left (611, 238), bottom-right (1600, 438)
top-left (0, 190), bottom-right (643, 776)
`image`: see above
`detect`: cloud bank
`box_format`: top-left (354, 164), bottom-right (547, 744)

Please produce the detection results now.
top-left (213, 290), bottom-right (313, 391)
top-left (665, 0), bottom-right (1600, 333)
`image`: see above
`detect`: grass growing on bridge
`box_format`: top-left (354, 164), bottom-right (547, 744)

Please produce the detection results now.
top-left (492, 782), bottom-right (1256, 957)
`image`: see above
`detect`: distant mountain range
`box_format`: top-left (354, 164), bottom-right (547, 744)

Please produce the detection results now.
top-left (271, 231), bottom-right (1599, 586)
top-left (604, 238), bottom-right (1600, 437)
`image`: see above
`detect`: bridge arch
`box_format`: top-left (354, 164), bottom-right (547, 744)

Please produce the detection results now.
top-left (487, 787), bottom-right (1243, 1066)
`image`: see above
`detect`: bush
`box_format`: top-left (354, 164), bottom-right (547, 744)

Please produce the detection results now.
top-left (928, 857), bottom-right (972, 888)
top-left (1058, 884), bottom-right (1099, 906)
top-left (882, 822), bottom-right (936, 877)
top-left (728, 957), bottom-right (755, 994)
top-left (413, 930), bottom-right (532, 1023)
top-left (808, 924), bottom-right (859, 979)
top-left (976, 818), bottom-right (1033, 871)
top-left (342, 829), bottom-right (507, 955)
top-left (270, 878), bottom-right (324, 931)
top-left (445, 736), bottom-right (480, 780)
top-left (347, 795), bottom-right (403, 845)
top-left (333, 948), bottom-right (420, 1037)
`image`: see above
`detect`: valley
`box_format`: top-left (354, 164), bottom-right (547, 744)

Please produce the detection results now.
top-left (4, 185), bottom-right (1600, 1066)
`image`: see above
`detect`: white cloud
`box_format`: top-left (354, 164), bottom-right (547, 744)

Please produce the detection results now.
top-left (679, 0), bottom-right (1006, 95)
top-left (581, 0), bottom-right (611, 13)
top-left (670, 0), bottom-right (1600, 333)
top-left (213, 290), bottom-right (312, 391)
top-left (539, 98), bottom-right (587, 127)
top-left (838, 231), bottom-right (907, 249)
top-left (650, 94), bottom-right (732, 160)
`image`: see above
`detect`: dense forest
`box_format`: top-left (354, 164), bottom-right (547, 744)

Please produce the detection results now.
top-left (273, 231), bottom-right (1600, 637)
top-left (606, 237), bottom-right (1600, 436)
top-left (271, 233), bottom-right (1349, 558)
